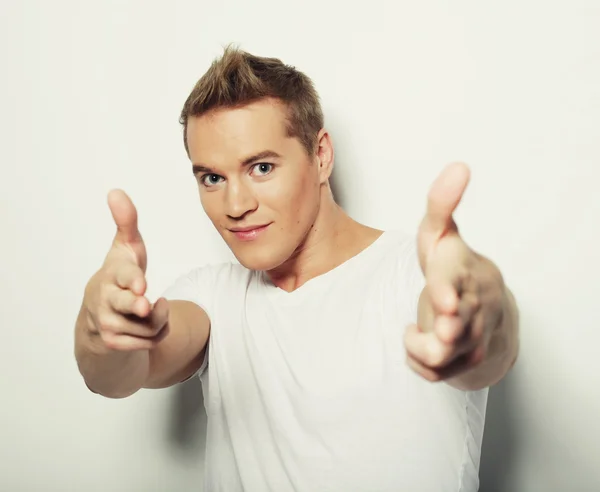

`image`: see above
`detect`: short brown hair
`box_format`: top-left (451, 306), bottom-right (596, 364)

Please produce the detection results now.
top-left (179, 44), bottom-right (324, 157)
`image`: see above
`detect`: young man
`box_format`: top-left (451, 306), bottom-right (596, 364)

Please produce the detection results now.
top-left (75, 46), bottom-right (519, 491)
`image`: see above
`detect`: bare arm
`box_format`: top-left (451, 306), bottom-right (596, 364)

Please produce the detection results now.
top-left (75, 298), bottom-right (210, 397)
top-left (144, 300), bottom-right (210, 389)
top-left (74, 189), bottom-right (210, 398)
top-left (74, 302), bottom-right (150, 398)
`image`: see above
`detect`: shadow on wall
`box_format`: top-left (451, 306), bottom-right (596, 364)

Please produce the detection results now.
top-left (323, 108), bottom-right (355, 212)
top-left (479, 371), bottom-right (518, 492)
top-left (329, 155), bottom-right (348, 211)
top-left (167, 376), bottom-right (207, 453)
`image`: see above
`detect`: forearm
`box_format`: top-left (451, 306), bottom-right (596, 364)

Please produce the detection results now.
top-left (74, 305), bottom-right (150, 399)
top-left (448, 287), bottom-right (520, 391)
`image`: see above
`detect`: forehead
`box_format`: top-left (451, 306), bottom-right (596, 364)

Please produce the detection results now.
top-left (187, 99), bottom-right (292, 167)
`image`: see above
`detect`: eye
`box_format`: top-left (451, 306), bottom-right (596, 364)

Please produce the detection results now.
top-left (201, 174), bottom-right (224, 187)
top-left (251, 163), bottom-right (273, 176)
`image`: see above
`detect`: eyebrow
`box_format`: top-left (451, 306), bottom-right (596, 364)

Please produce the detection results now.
top-left (192, 150), bottom-right (282, 175)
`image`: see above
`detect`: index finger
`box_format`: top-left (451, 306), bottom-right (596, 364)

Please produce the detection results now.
top-left (425, 245), bottom-right (465, 315)
top-left (114, 262), bottom-right (147, 295)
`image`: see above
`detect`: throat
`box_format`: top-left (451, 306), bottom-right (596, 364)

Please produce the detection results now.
top-left (267, 223), bottom-right (384, 293)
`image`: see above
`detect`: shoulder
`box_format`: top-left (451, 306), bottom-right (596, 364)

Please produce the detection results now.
top-left (362, 228), bottom-right (422, 287)
top-left (162, 261), bottom-right (254, 317)
top-left (383, 229), bottom-right (425, 316)
top-left (381, 229), bottom-right (419, 264)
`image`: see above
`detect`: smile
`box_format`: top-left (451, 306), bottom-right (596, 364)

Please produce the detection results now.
top-left (229, 224), bottom-right (271, 241)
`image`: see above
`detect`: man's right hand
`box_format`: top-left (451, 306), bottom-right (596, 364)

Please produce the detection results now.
top-left (83, 189), bottom-right (170, 352)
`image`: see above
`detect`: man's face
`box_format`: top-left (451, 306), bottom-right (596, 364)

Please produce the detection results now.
top-left (187, 98), bottom-right (330, 271)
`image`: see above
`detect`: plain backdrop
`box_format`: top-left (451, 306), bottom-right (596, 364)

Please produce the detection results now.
top-left (1, 1), bottom-right (598, 491)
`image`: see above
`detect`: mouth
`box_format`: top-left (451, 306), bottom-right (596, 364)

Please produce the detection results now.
top-left (228, 223), bottom-right (271, 241)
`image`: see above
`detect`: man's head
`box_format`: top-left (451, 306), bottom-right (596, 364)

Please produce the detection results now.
top-left (180, 46), bottom-right (335, 271)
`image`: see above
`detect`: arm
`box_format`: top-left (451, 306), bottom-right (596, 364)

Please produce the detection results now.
top-left (144, 300), bottom-right (210, 389)
top-left (75, 299), bottom-right (210, 398)
top-left (74, 188), bottom-right (210, 398)
top-left (74, 303), bottom-right (150, 398)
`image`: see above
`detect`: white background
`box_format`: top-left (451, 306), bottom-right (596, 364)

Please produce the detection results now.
top-left (1, 1), bottom-right (598, 491)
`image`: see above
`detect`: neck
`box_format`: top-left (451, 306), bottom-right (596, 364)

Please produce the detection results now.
top-left (267, 187), bottom-right (382, 292)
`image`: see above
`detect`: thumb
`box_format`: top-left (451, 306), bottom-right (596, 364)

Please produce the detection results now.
top-left (417, 162), bottom-right (470, 273)
top-left (422, 162), bottom-right (469, 236)
top-left (107, 189), bottom-right (142, 246)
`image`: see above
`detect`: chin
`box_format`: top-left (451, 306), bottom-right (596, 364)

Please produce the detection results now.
top-left (230, 245), bottom-right (291, 272)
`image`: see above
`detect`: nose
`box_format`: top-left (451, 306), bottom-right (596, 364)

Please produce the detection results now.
top-left (225, 179), bottom-right (258, 220)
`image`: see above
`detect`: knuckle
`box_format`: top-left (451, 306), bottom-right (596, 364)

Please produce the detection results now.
top-left (97, 313), bottom-right (120, 333)
top-left (470, 328), bottom-right (483, 344)
top-left (468, 293), bottom-right (481, 311)
top-left (100, 332), bottom-right (120, 350)
top-left (469, 320), bottom-right (485, 343)
top-left (428, 343), bottom-right (450, 367)
top-left (472, 344), bottom-right (486, 365)
top-left (458, 265), bottom-right (471, 283)
top-left (113, 266), bottom-right (130, 286)
top-left (97, 320), bottom-right (115, 334)
top-left (119, 261), bottom-right (136, 276)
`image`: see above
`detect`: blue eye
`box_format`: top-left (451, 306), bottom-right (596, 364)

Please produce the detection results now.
top-left (253, 163), bottom-right (273, 176)
top-left (200, 164), bottom-right (272, 187)
top-left (202, 174), bottom-right (223, 187)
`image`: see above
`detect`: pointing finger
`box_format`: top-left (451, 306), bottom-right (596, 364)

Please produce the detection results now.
top-left (108, 287), bottom-right (150, 318)
top-left (114, 263), bottom-right (146, 295)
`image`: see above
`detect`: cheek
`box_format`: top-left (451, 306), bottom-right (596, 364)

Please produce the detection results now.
top-left (199, 193), bottom-right (220, 222)
top-left (265, 170), bottom-right (319, 218)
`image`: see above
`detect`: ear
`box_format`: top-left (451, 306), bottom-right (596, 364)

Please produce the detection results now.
top-left (315, 128), bottom-right (334, 184)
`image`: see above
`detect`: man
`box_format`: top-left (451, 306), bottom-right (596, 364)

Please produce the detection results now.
top-left (74, 46), bottom-right (519, 491)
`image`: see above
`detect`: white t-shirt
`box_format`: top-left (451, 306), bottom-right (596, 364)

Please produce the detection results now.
top-left (162, 230), bottom-right (488, 492)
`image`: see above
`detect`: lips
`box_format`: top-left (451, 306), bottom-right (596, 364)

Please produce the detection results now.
top-left (229, 223), bottom-right (271, 241)
top-left (229, 224), bottom-right (269, 233)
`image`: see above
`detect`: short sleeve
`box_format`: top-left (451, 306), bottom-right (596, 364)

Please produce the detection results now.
top-left (396, 235), bottom-right (426, 323)
top-left (160, 264), bottom-right (218, 381)
top-left (161, 265), bottom-right (215, 317)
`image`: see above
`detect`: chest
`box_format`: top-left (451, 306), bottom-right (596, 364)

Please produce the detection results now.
top-left (207, 273), bottom-right (414, 397)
